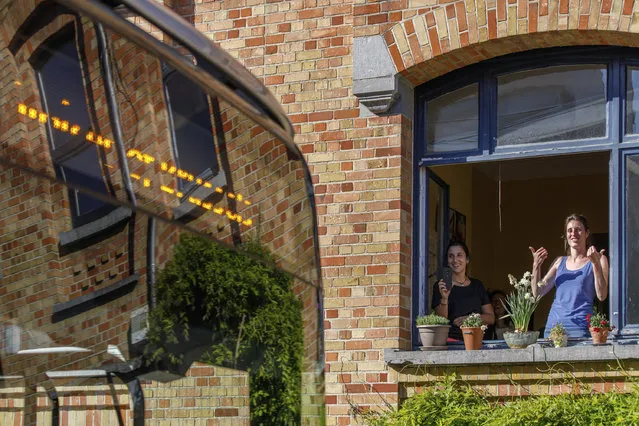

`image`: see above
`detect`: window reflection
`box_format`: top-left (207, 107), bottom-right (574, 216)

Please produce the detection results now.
top-left (426, 84), bottom-right (478, 153)
top-left (498, 65), bottom-right (607, 145)
top-left (35, 30), bottom-right (111, 226)
top-left (626, 154), bottom-right (639, 324)
top-left (164, 70), bottom-right (220, 191)
top-left (626, 67), bottom-right (639, 134)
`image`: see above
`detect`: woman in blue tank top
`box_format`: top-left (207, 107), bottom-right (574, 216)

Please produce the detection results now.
top-left (528, 214), bottom-right (609, 338)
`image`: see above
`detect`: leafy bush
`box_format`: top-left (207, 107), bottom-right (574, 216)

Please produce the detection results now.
top-left (363, 376), bottom-right (639, 426)
top-left (145, 233), bottom-right (303, 425)
top-left (416, 312), bottom-right (450, 326)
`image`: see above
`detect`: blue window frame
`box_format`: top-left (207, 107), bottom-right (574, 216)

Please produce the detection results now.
top-left (414, 47), bottom-right (639, 347)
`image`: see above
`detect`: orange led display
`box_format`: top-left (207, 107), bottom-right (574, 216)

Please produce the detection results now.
top-left (17, 103), bottom-right (253, 227)
top-left (18, 103), bottom-right (112, 149)
top-left (129, 173), bottom-right (252, 227)
top-left (125, 148), bottom-right (252, 206)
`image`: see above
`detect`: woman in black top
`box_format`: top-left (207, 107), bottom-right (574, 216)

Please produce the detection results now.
top-left (432, 241), bottom-right (495, 340)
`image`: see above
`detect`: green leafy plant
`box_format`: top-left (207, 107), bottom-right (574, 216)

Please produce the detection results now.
top-left (549, 322), bottom-right (568, 347)
top-left (145, 233), bottom-right (303, 425)
top-left (503, 271), bottom-right (542, 332)
top-left (587, 309), bottom-right (614, 332)
top-left (549, 322), bottom-right (567, 339)
top-left (461, 313), bottom-right (485, 328)
top-left (416, 312), bottom-right (450, 326)
top-left (363, 375), bottom-right (639, 426)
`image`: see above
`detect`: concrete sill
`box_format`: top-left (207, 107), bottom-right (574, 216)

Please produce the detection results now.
top-left (385, 340), bottom-right (639, 367)
top-left (59, 206), bottom-right (132, 248)
top-left (52, 274), bottom-right (139, 322)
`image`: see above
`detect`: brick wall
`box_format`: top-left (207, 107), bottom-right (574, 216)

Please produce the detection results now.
top-left (177, 0), bottom-right (639, 425)
top-left (397, 360), bottom-right (639, 400)
top-left (1, 0), bottom-right (323, 424)
top-left (4, 0), bottom-right (639, 425)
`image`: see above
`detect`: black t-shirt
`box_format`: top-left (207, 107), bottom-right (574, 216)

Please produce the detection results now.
top-left (431, 278), bottom-right (491, 340)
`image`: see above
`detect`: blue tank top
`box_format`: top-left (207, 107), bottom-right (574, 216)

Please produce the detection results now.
top-left (544, 257), bottom-right (596, 338)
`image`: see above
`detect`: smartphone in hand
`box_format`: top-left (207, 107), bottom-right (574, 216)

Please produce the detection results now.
top-left (439, 267), bottom-right (453, 292)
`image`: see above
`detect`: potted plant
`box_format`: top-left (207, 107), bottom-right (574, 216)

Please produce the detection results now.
top-left (416, 312), bottom-right (450, 350)
top-left (586, 310), bottom-right (614, 345)
top-left (501, 271), bottom-right (541, 349)
top-left (460, 313), bottom-right (486, 350)
top-left (548, 323), bottom-right (568, 348)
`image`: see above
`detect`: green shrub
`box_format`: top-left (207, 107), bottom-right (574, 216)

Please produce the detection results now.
top-left (145, 233), bottom-right (303, 425)
top-left (364, 376), bottom-right (639, 426)
top-left (416, 312), bottom-right (450, 326)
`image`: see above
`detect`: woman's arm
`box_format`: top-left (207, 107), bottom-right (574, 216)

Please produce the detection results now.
top-left (530, 246), bottom-right (560, 298)
top-left (588, 247), bottom-right (609, 301)
top-left (434, 303), bottom-right (448, 318)
top-left (434, 280), bottom-right (450, 317)
top-left (480, 303), bottom-right (495, 325)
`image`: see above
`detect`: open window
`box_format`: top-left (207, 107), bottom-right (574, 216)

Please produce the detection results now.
top-left (425, 153), bottom-right (609, 334)
top-left (415, 47), bottom-right (639, 346)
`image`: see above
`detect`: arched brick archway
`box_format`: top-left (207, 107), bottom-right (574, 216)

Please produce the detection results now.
top-left (384, 0), bottom-right (639, 86)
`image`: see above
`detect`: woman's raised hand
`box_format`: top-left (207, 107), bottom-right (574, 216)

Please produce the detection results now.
top-left (529, 246), bottom-right (548, 269)
top-left (587, 246), bottom-right (605, 263)
top-left (438, 279), bottom-right (451, 300)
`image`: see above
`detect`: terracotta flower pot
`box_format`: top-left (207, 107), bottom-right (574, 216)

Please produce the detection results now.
top-left (461, 326), bottom-right (483, 350)
top-left (589, 327), bottom-right (610, 344)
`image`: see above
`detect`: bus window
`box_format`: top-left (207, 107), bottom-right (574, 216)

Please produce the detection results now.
top-left (0, 1), bottom-right (323, 425)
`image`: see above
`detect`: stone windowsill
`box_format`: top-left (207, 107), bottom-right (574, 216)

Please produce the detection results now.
top-left (59, 206), bottom-right (132, 248)
top-left (384, 339), bottom-right (639, 366)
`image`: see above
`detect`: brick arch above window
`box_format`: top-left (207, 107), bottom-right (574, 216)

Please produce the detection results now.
top-left (384, 0), bottom-right (639, 86)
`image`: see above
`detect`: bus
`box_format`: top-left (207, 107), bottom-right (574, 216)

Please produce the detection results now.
top-left (0, 0), bottom-right (324, 424)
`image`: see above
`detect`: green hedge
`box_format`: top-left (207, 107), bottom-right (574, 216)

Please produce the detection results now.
top-left (363, 376), bottom-right (639, 426)
top-left (145, 233), bottom-right (303, 425)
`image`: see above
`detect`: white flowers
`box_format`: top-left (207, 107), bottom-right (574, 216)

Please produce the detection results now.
top-left (503, 271), bottom-right (542, 332)
top-left (508, 272), bottom-right (533, 290)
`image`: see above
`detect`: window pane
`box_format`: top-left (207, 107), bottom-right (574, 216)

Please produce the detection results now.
top-left (426, 84), bottom-right (478, 153)
top-left (626, 67), bottom-right (639, 134)
top-left (60, 147), bottom-right (108, 217)
top-left (498, 65), bottom-right (607, 146)
top-left (165, 72), bottom-right (219, 188)
top-left (38, 38), bottom-right (92, 150)
top-left (626, 154), bottom-right (639, 324)
top-left (427, 174), bottom-right (447, 314)
top-left (36, 33), bottom-right (109, 226)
